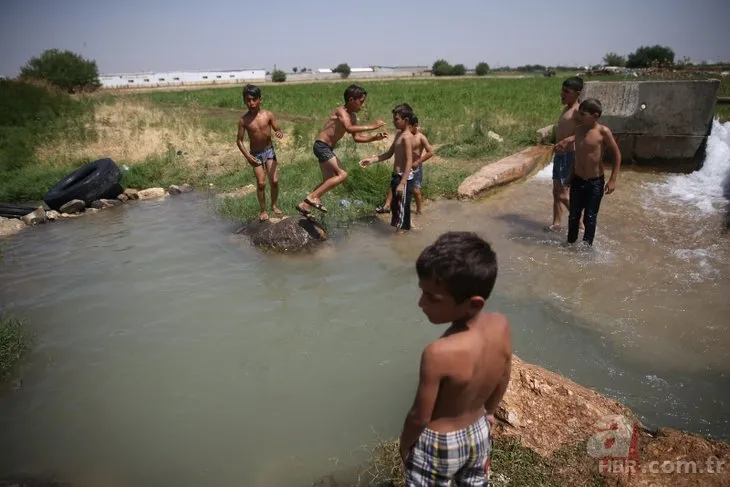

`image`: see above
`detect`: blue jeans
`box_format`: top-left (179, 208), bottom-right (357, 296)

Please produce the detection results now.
top-left (568, 175), bottom-right (605, 246)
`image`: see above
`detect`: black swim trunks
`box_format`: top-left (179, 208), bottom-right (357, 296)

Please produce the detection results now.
top-left (313, 140), bottom-right (336, 163)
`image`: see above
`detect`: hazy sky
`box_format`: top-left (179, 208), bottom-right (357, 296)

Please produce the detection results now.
top-left (2, 0), bottom-right (729, 76)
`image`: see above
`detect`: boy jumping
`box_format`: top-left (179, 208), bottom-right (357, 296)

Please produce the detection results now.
top-left (360, 104), bottom-right (417, 232)
top-left (236, 84), bottom-right (284, 222)
top-left (547, 76), bottom-right (583, 232)
top-left (400, 231), bottom-right (512, 486)
top-left (376, 114), bottom-right (434, 215)
top-left (566, 98), bottom-right (621, 248)
top-left (296, 84), bottom-right (387, 218)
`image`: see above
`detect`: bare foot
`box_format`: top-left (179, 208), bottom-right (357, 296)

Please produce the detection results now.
top-left (544, 224), bottom-right (562, 232)
top-left (272, 206), bottom-right (283, 215)
top-left (259, 211), bottom-right (269, 222)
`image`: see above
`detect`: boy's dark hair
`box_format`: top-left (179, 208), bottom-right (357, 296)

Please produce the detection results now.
top-left (416, 231), bottom-right (498, 304)
top-left (392, 103), bottom-right (414, 120)
top-left (409, 114), bottom-right (419, 125)
top-left (580, 98), bottom-right (603, 116)
top-left (344, 84), bottom-right (367, 103)
top-left (243, 84), bottom-right (261, 99)
top-left (562, 76), bottom-right (584, 92)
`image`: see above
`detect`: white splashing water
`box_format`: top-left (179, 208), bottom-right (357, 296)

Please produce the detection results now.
top-left (534, 154), bottom-right (555, 180)
top-left (647, 118), bottom-right (730, 215)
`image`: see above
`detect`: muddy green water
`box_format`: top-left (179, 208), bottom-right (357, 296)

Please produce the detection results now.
top-left (1, 130), bottom-right (729, 486)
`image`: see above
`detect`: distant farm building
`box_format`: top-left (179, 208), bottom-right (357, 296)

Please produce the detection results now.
top-left (99, 69), bottom-right (266, 89)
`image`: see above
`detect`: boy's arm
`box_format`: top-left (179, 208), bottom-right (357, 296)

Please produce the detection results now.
top-left (554, 135), bottom-right (576, 154)
top-left (336, 107), bottom-right (385, 134)
top-left (414, 134), bottom-right (434, 166)
top-left (396, 136), bottom-right (414, 194)
top-left (603, 127), bottom-right (622, 194)
top-left (399, 345), bottom-right (442, 459)
top-left (353, 132), bottom-right (388, 143)
top-left (236, 119), bottom-right (257, 166)
top-left (268, 111), bottom-right (283, 139)
top-left (483, 355), bottom-right (511, 416)
top-left (359, 139), bottom-right (395, 167)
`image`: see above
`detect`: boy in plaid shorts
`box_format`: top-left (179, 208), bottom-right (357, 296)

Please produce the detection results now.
top-left (399, 232), bottom-right (513, 486)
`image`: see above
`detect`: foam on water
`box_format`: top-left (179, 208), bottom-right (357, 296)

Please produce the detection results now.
top-left (534, 153), bottom-right (555, 180)
top-left (647, 118), bottom-right (730, 215)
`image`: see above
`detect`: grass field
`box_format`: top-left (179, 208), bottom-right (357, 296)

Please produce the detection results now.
top-left (1, 74), bottom-right (728, 225)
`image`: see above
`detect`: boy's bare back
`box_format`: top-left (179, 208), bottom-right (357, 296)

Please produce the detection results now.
top-left (239, 110), bottom-right (276, 152)
top-left (426, 312), bottom-right (512, 433)
top-left (574, 123), bottom-right (615, 179)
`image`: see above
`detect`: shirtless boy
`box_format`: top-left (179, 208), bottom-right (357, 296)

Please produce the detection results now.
top-left (359, 104), bottom-right (418, 232)
top-left (547, 76), bottom-right (583, 232)
top-left (376, 114), bottom-right (434, 215)
top-left (566, 98), bottom-right (621, 248)
top-left (236, 84), bottom-right (284, 222)
top-left (400, 231), bottom-right (512, 486)
top-left (296, 84), bottom-right (387, 218)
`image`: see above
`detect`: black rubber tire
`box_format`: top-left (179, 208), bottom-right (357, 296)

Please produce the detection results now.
top-left (43, 158), bottom-right (123, 211)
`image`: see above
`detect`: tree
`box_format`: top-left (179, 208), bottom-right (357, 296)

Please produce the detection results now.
top-left (19, 49), bottom-right (101, 93)
top-left (451, 64), bottom-right (466, 76)
top-left (272, 70), bottom-right (286, 82)
top-left (475, 62), bottom-right (490, 76)
top-left (626, 45), bottom-right (675, 68)
top-left (333, 63), bottom-right (351, 78)
top-left (432, 59), bottom-right (453, 76)
top-left (293, 67), bottom-right (298, 73)
top-left (603, 52), bottom-right (626, 67)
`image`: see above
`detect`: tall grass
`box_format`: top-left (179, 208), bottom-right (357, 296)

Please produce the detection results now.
top-left (0, 314), bottom-right (29, 383)
top-left (0, 79), bottom-right (96, 202)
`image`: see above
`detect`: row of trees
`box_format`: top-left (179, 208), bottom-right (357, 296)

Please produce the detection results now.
top-left (13, 44), bottom-right (718, 91)
top-left (432, 60), bottom-right (491, 76)
top-left (603, 45), bottom-right (676, 68)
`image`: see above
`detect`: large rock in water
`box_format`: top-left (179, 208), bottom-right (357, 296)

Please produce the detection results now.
top-left (238, 216), bottom-right (327, 252)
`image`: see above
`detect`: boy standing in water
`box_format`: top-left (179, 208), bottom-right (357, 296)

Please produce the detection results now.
top-left (376, 114), bottom-right (434, 215)
top-left (236, 84), bottom-right (284, 222)
top-left (566, 98), bottom-right (621, 247)
top-left (296, 84), bottom-right (388, 218)
top-left (360, 105), bottom-right (417, 232)
top-left (400, 231), bottom-right (512, 486)
top-left (547, 76), bottom-right (584, 232)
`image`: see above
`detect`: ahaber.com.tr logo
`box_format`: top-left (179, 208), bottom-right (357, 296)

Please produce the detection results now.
top-left (587, 414), bottom-right (640, 474)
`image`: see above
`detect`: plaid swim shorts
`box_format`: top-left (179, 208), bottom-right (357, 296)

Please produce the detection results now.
top-left (405, 415), bottom-right (491, 486)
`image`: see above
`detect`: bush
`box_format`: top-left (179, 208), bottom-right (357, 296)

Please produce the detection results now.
top-left (627, 45), bottom-right (675, 68)
top-left (475, 62), bottom-right (490, 76)
top-left (432, 59), bottom-right (453, 76)
top-left (333, 63), bottom-right (351, 79)
top-left (272, 70), bottom-right (287, 82)
top-left (603, 52), bottom-right (626, 67)
top-left (452, 64), bottom-right (466, 76)
top-left (19, 49), bottom-right (101, 93)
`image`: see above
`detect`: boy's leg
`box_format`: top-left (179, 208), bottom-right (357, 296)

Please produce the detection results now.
top-left (265, 158), bottom-right (282, 215)
top-left (567, 178), bottom-right (586, 244)
top-left (301, 156), bottom-right (347, 212)
top-left (402, 178), bottom-right (415, 230)
top-left (581, 176), bottom-right (605, 246)
top-left (379, 186), bottom-right (393, 212)
top-left (549, 153), bottom-right (570, 230)
top-left (390, 174), bottom-right (405, 230)
top-left (414, 167), bottom-right (423, 214)
top-left (252, 163), bottom-right (268, 221)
